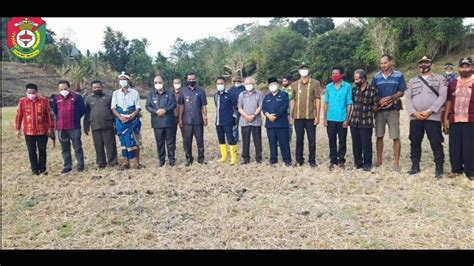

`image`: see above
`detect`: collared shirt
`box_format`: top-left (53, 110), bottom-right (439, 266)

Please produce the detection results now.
top-left (325, 80), bottom-right (353, 122)
top-left (370, 69), bottom-right (406, 111)
top-left (238, 89), bottom-right (264, 126)
top-left (84, 92), bottom-right (114, 131)
top-left (214, 90), bottom-right (237, 126)
top-left (111, 87), bottom-right (141, 110)
top-left (290, 78), bottom-right (321, 119)
top-left (447, 76), bottom-right (474, 123)
top-left (349, 83), bottom-right (379, 128)
top-left (146, 89), bottom-right (177, 128)
top-left (16, 96), bottom-right (54, 135)
top-left (178, 86), bottom-right (208, 125)
top-left (406, 74), bottom-right (447, 121)
top-left (262, 90), bottom-right (289, 128)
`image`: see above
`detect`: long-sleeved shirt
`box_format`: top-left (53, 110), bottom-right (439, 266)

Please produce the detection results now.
top-left (263, 90), bottom-right (289, 128)
top-left (53, 92), bottom-right (86, 130)
top-left (16, 96), bottom-right (54, 135)
top-left (84, 92), bottom-right (114, 131)
top-left (146, 89), bottom-right (177, 128)
top-left (406, 74), bottom-right (447, 121)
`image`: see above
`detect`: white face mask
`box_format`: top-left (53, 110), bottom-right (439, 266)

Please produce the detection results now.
top-left (173, 84), bottom-right (181, 90)
top-left (245, 84), bottom-right (253, 91)
top-left (445, 70), bottom-right (453, 75)
top-left (60, 90), bottom-right (69, 97)
top-left (269, 84), bottom-right (278, 93)
top-left (299, 69), bottom-right (309, 77)
top-left (119, 80), bottom-right (128, 88)
top-left (155, 83), bottom-right (164, 91)
top-left (217, 84), bottom-right (225, 92)
top-left (234, 82), bottom-right (242, 87)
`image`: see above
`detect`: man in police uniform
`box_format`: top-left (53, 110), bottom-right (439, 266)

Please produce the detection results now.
top-left (178, 71), bottom-right (208, 166)
top-left (406, 56), bottom-right (447, 178)
top-left (263, 77), bottom-right (291, 166)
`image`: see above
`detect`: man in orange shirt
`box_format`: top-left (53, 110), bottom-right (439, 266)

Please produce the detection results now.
top-left (15, 83), bottom-right (54, 175)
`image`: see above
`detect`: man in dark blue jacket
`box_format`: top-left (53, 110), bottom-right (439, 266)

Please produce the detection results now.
top-left (263, 77), bottom-right (291, 166)
top-left (146, 75), bottom-right (177, 167)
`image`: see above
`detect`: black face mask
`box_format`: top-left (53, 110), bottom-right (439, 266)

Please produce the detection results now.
top-left (420, 65), bottom-right (431, 73)
top-left (93, 90), bottom-right (103, 95)
top-left (459, 71), bottom-right (471, 78)
top-left (188, 81), bottom-right (196, 87)
top-left (355, 81), bottom-right (363, 86)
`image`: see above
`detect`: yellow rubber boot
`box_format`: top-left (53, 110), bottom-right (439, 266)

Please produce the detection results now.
top-left (218, 144), bottom-right (228, 163)
top-left (229, 145), bottom-right (238, 165)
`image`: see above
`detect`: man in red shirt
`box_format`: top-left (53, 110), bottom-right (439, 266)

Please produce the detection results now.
top-left (15, 83), bottom-right (54, 175)
top-left (443, 57), bottom-right (474, 180)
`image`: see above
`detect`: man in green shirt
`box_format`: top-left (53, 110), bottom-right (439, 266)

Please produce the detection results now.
top-left (282, 76), bottom-right (293, 144)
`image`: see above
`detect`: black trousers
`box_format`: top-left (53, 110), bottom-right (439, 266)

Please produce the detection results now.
top-left (154, 127), bottom-right (176, 164)
top-left (294, 119), bottom-right (316, 164)
top-left (92, 128), bottom-right (118, 167)
top-left (409, 120), bottom-right (444, 166)
top-left (216, 125), bottom-right (236, 145)
top-left (327, 121), bottom-right (347, 165)
top-left (25, 135), bottom-right (48, 173)
top-left (350, 126), bottom-right (373, 168)
top-left (184, 124), bottom-right (205, 163)
top-left (449, 122), bottom-right (474, 177)
top-left (267, 127), bottom-right (291, 164)
top-left (241, 126), bottom-right (262, 162)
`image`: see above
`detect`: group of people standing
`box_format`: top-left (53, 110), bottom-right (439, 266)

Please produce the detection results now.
top-left (15, 55), bottom-right (473, 180)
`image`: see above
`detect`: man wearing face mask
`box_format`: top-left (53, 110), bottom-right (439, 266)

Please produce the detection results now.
top-left (111, 72), bottom-right (143, 170)
top-left (178, 71), bottom-right (208, 166)
top-left (84, 80), bottom-right (118, 169)
top-left (290, 62), bottom-right (321, 167)
top-left (263, 77), bottom-right (291, 166)
top-left (238, 77), bottom-right (264, 164)
top-left (228, 76), bottom-right (246, 143)
top-left (323, 66), bottom-right (353, 170)
top-left (406, 56), bottom-right (447, 178)
top-left (349, 70), bottom-right (380, 172)
top-left (443, 57), bottom-right (474, 180)
top-left (146, 75), bottom-right (177, 167)
top-left (443, 63), bottom-right (457, 85)
top-left (16, 83), bottom-right (55, 175)
top-left (214, 76), bottom-right (238, 165)
top-left (172, 78), bottom-right (185, 150)
top-left (53, 80), bottom-right (87, 174)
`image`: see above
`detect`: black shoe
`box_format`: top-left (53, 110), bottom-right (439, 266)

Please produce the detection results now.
top-left (356, 165), bottom-right (363, 169)
top-left (408, 165), bottom-right (420, 175)
top-left (39, 170), bottom-right (48, 176)
top-left (169, 161), bottom-right (175, 167)
top-left (297, 162), bottom-right (304, 166)
top-left (61, 168), bottom-right (72, 174)
top-left (285, 162), bottom-right (292, 167)
top-left (32, 170), bottom-right (39, 176)
top-left (197, 160), bottom-right (207, 165)
top-left (256, 160), bottom-right (262, 164)
top-left (159, 161), bottom-right (166, 167)
top-left (309, 162), bottom-right (317, 168)
top-left (185, 161), bottom-right (192, 167)
top-left (363, 166), bottom-right (372, 172)
top-left (98, 165), bottom-right (107, 169)
top-left (77, 167), bottom-right (84, 172)
top-left (242, 160), bottom-right (249, 165)
top-left (435, 169), bottom-right (443, 179)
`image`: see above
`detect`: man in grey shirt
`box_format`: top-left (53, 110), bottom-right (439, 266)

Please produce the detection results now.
top-left (238, 77), bottom-right (264, 164)
top-left (406, 56), bottom-right (447, 178)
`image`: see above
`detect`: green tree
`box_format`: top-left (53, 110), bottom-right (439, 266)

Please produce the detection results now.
top-left (102, 27), bottom-right (130, 72)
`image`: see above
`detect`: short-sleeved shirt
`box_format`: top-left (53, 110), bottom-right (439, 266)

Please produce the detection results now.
top-left (349, 84), bottom-right (379, 128)
top-left (282, 85), bottom-right (292, 113)
top-left (214, 90), bottom-right (237, 126)
top-left (370, 70), bottom-right (406, 111)
top-left (111, 88), bottom-right (141, 110)
top-left (178, 86), bottom-right (208, 125)
top-left (324, 81), bottom-right (353, 122)
top-left (238, 89), bottom-right (264, 126)
top-left (291, 78), bottom-right (321, 119)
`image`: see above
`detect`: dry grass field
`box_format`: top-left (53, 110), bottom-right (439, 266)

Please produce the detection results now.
top-left (1, 97), bottom-right (473, 249)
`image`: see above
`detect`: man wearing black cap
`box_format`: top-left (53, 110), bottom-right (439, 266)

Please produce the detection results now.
top-left (263, 77), bottom-right (291, 166)
top-left (443, 57), bottom-right (474, 180)
top-left (290, 62), bottom-right (321, 167)
top-left (406, 56), bottom-right (447, 178)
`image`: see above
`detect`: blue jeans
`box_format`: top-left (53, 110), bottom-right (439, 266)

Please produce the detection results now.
top-left (59, 129), bottom-right (84, 169)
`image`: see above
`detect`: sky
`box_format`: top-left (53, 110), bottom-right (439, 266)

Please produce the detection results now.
top-left (43, 17), bottom-right (353, 58)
